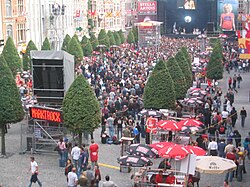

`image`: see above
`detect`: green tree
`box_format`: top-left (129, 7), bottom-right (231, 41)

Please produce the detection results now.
top-left (67, 37), bottom-right (83, 65)
top-left (62, 74), bottom-right (101, 145)
top-left (107, 31), bottom-right (116, 46)
top-left (0, 55), bottom-right (24, 156)
top-left (127, 30), bottom-right (135, 44)
top-left (118, 29), bottom-right (125, 44)
top-left (180, 47), bottom-right (192, 72)
top-left (81, 36), bottom-right (93, 56)
top-left (207, 41), bottom-right (224, 81)
top-left (89, 34), bottom-right (99, 50)
top-left (23, 40), bottom-right (38, 71)
top-left (2, 37), bottom-right (22, 77)
top-left (61, 34), bottom-right (71, 51)
top-left (98, 29), bottom-right (110, 48)
top-left (143, 60), bottom-right (176, 110)
top-left (41, 37), bottom-right (51, 50)
top-left (73, 34), bottom-right (80, 43)
top-left (166, 57), bottom-right (187, 99)
top-left (175, 50), bottom-right (192, 88)
top-left (132, 26), bottom-right (138, 43)
top-left (113, 31), bottom-right (121, 46)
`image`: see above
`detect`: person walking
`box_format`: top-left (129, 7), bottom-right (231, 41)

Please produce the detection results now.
top-left (208, 138), bottom-right (218, 156)
top-left (89, 140), bottom-right (99, 170)
top-left (28, 157), bottom-right (42, 187)
top-left (240, 107), bottom-right (247, 128)
top-left (65, 159), bottom-right (73, 182)
top-left (57, 138), bottom-right (67, 167)
top-left (67, 168), bottom-right (78, 187)
top-left (237, 74), bottom-right (242, 88)
top-left (230, 107), bottom-right (237, 128)
top-left (71, 143), bottom-right (81, 171)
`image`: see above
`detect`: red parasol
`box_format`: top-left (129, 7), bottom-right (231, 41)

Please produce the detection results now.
top-left (157, 120), bottom-right (181, 131)
top-left (177, 119), bottom-right (203, 127)
top-left (185, 145), bottom-right (206, 156)
top-left (158, 144), bottom-right (190, 160)
top-left (149, 142), bottom-right (174, 151)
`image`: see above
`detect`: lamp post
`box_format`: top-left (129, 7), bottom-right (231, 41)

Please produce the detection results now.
top-left (50, 3), bottom-right (66, 50)
top-left (198, 34), bottom-right (207, 52)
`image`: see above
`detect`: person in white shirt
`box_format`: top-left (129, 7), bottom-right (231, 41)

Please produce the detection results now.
top-left (28, 157), bottom-right (42, 187)
top-left (71, 143), bottom-right (81, 170)
top-left (221, 108), bottom-right (229, 126)
top-left (67, 167), bottom-right (78, 187)
top-left (208, 138), bottom-right (218, 156)
top-left (103, 175), bottom-right (117, 187)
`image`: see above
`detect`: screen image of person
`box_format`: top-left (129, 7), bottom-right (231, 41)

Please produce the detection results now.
top-left (220, 3), bottom-right (235, 31)
top-left (184, 0), bottom-right (195, 10)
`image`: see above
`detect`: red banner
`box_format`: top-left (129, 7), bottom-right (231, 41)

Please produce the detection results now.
top-left (138, 1), bottom-right (157, 14)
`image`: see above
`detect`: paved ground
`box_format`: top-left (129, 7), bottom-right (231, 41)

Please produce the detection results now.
top-left (0, 70), bottom-right (250, 187)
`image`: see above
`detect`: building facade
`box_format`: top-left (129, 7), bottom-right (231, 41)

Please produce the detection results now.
top-left (0, 0), bottom-right (127, 50)
top-left (0, 0), bottom-right (27, 51)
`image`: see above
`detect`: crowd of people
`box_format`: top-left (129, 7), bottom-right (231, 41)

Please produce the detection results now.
top-left (22, 35), bottom-right (250, 187)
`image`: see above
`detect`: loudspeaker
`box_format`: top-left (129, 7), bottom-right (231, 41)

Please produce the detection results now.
top-left (207, 22), bottom-right (214, 32)
top-left (31, 51), bottom-right (74, 105)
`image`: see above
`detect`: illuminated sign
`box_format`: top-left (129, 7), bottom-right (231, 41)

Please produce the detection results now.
top-left (138, 1), bottom-right (157, 15)
top-left (29, 107), bottom-right (62, 123)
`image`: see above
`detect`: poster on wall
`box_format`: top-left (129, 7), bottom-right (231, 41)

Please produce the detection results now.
top-left (217, 0), bottom-right (238, 31)
top-left (238, 14), bottom-right (250, 59)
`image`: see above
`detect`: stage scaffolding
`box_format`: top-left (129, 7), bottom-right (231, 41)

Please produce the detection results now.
top-left (134, 21), bottom-right (163, 48)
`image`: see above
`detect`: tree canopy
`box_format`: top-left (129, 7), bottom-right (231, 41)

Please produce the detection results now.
top-left (41, 37), bottom-right (51, 50)
top-left (98, 29), bottom-right (110, 48)
top-left (180, 47), bottom-right (192, 72)
top-left (118, 29), bottom-right (125, 44)
top-left (207, 41), bottom-right (224, 80)
top-left (23, 40), bottom-right (38, 71)
top-left (81, 36), bottom-right (93, 56)
top-left (175, 50), bottom-right (193, 88)
top-left (2, 37), bottom-right (22, 77)
top-left (67, 37), bottom-right (83, 65)
top-left (132, 27), bottom-right (138, 43)
top-left (107, 31), bottom-right (116, 46)
top-left (61, 34), bottom-right (71, 51)
top-left (113, 31), bottom-right (121, 46)
top-left (89, 34), bottom-right (99, 51)
top-left (127, 30), bottom-right (135, 44)
top-left (63, 75), bottom-right (101, 144)
top-left (166, 57), bottom-right (187, 99)
top-left (143, 60), bottom-right (176, 110)
top-left (0, 55), bottom-right (24, 155)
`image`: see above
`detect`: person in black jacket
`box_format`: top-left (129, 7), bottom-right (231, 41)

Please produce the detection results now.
top-left (230, 107), bottom-right (238, 128)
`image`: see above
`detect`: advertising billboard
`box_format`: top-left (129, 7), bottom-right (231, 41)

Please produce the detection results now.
top-left (138, 1), bottom-right (157, 15)
top-left (217, 0), bottom-right (238, 31)
top-left (238, 14), bottom-right (250, 59)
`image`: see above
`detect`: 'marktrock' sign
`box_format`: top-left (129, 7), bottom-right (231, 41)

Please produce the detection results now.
top-left (29, 106), bottom-right (63, 123)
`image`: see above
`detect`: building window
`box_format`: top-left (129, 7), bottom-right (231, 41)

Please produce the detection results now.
top-left (18, 0), bottom-right (24, 15)
top-left (17, 23), bottom-right (26, 43)
top-left (6, 0), bottom-right (12, 17)
top-left (6, 24), bottom-right (13, 38)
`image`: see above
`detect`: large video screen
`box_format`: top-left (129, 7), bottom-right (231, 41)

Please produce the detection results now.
top-left (177, 0), bottom-right (196, 10)
top-left (217, 0), bottom-right (238, 31)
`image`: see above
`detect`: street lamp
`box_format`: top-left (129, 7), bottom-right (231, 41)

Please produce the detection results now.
top-left (50, 3), bottom-right (66, 50)
top-left (198, 34), bottom-right (207, 52)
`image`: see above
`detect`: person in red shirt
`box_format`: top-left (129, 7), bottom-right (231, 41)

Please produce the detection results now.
top-left (89, 140), bottom-right (99, 170)
top-left (155, 170), bottom-right (163, 186)
top-left (166, 172), bottom-right (177, 184)
top-left (225, 149), bottom-right (236, 182)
